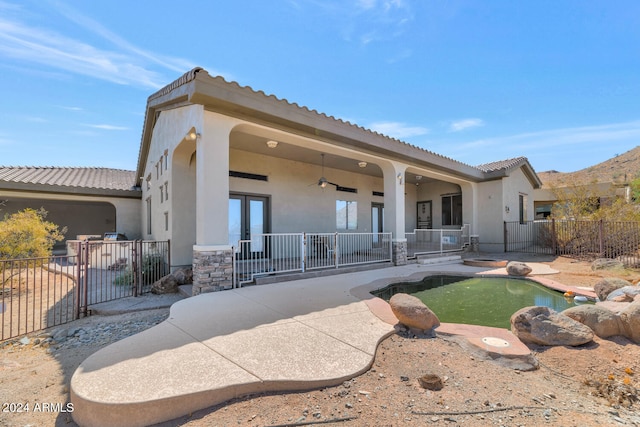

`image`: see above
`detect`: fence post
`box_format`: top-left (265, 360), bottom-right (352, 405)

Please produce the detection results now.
top-left (334, 233), bottom-right (339, 268)
top-left (439, 229), bottom-right (443, 254)
top-left (551, 219), bottom-right (557, 254)
top-left (75, 241), bottom-right (82, 319)
top-left (131, 241), bottom-right (139, 297)
top-left (302, 233), bottom-right (307, 272)
top-left (599, 219), bottom-right (605, 257)
top-left (81, 241), bottom-right (89, 317)
top-left (503, 221), bottom-right (507, 252)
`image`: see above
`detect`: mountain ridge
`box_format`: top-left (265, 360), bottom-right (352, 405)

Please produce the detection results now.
top-left (537, 146), bottom-right (640, 187)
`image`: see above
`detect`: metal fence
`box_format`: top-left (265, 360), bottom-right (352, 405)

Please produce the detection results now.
top-left (233, 232), bottom-right (392, 286)
top-left (405, 224), bottom-right (471, 258)
top-left (1, 240), bottom-right (170, 341)
top-left (504, 219), bottom-right (640, 266)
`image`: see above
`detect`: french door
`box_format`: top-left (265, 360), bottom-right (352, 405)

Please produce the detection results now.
top-left (371, 203), bottom-right (384, 245)
top-left (228, 194), bottom-right (269, 253)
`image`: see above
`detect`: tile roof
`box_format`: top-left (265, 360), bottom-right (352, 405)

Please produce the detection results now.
top-left (475, 157), bottom-right (527, 173)
top-left (0, 166), bottom-right (138, 193)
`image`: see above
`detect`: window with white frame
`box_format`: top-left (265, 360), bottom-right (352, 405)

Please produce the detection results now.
top-left (336, 200), bottom-right (357, 230)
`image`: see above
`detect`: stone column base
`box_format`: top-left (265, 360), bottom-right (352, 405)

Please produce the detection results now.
top-left (468, 235), bottom-right (480, 253)
top-left (192, 248), bottom-right (234, 295)
top-left (392, 240), bottom-right (407, 266)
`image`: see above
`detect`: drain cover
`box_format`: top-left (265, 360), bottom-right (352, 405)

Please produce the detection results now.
top-left (481, 337), bottom-right (510, 348)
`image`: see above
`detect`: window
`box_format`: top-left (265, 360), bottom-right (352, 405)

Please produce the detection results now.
top-left (164, 212), bottom-right (169, 231)
top-left (336, 200), bottom-right (357, 230)
top-left (159, 186), bottom-right (164, 203)
top-left (146, 197), bottom-right (152, 235)
top-left (442, 194), bottom-right (462, 226)
top-left (519, 194), bottom-right (528, 224)
top-left (146, 174), bottom-right (151, 191)
top-left (164, 182), bottom-right (169, 200)
top-left (164, 150), bottom-right (168, 171)
top-left (159, 157), bottom-right (163, 175)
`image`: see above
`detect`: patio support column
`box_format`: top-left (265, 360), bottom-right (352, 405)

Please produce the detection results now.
top-left (381, 161), bottom-right (407, 265)
top-left (192, 114), bottom-right (238, 294)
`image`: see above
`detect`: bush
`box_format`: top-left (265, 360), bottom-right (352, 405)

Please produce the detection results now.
top-left (113, 252), bottom-right (167, 286)
top-left (0, 208), bottom-right (65, 260)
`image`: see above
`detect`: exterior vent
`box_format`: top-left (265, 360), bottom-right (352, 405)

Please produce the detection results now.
top-left (373, 191), bottom-right (384, 197)
top-left (336, 186), bottom-right (357, 194)
top-left (229, 171), bottom-right (268, 181)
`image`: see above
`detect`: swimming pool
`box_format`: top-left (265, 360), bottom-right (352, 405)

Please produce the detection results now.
top-left (372, 275), bottom-right (591, 329)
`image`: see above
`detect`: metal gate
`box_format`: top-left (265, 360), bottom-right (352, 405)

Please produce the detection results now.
top-left (1, 240), bottom-right (170, 341)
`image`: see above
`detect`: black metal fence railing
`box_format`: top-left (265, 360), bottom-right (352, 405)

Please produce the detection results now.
top-left (1, 240), bottom-right (170, 341)
top-left (504, 219), bottom-right (640, 266)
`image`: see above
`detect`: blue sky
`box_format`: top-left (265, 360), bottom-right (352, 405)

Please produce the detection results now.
top-left (1, 0), bottom-right (639, 173)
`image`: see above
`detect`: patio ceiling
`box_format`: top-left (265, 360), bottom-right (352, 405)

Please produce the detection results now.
top-left (229, 132), bottom-right (436, 185)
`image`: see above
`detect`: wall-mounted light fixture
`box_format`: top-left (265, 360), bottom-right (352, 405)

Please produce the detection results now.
top-left (358, 161), bottom-right (367, 168)
top-left (397, 173), bottom-right (403, 185)
top-left (266, 140), bottom-right (279, 149)
top-left (505, 206), bottom-right (510, 214)
top-left (186, 131), bottom-right (200, 141)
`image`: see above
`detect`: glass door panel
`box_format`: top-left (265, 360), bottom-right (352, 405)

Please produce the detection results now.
top-left (229, 194), bottom-right (269, 256)
top-left (229, 197), bottom-right (243, 247)
top-left (249, 199), bottom-right (265, 252)
top-left (372, 203), bottom-right (384, 245)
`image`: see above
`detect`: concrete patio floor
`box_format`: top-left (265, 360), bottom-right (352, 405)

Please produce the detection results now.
top-left (70, 257), bottom-right (594, 427)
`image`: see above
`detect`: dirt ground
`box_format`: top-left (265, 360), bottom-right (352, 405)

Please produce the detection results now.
top-left (1, 255), bottom-right (640, 427)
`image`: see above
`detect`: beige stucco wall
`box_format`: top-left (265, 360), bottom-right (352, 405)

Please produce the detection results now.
top-left (140, 104), bottom-right (203, 266)
top-left (230, 148), bottom-right (395, 234)
top-left (0, 190), bottom-right (141, 240)
top-left (475, 168), bottom-right (536, 252)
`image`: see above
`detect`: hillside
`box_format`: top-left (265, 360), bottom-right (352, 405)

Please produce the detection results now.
top-left (538, 146), bottom-right (640, 187)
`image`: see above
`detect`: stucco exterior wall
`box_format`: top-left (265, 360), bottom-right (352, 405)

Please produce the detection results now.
top-left (229, 149), bottom-right (399, 234)
top-left (415, 181), bottom-right (463, 229)
top-left (140, 104), bottom-right (203, 248)
top-left (476, 179), bottom-right (505, 252)
top-left (0, 190), bottom-right (141, 244)
top-left (475, 168), bottom-right (536, 252)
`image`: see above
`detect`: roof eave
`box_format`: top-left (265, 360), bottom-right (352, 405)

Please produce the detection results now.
top-left (0, 182), bottom-right (142, 199)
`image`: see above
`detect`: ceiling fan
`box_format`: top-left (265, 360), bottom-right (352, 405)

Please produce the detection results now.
top-left (311, 153), bottom-right (339, 188)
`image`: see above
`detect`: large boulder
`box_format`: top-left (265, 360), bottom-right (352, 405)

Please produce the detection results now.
top-left (510, 306), bottom-right (594, 346)
top-left (562, 305), bottom-right (623, 338)
top-left (619, 300), bottom-right (640, 344)
top-left (594, 278), bottom-right (632, 301)
top-left (151, 274), bottom-right (179, 294)
top-left (389, 293), bottom-right (440, 333)
top-left (172, 267), bottom-right (193, 285)
top-left (506, 261), bottom-right (532, 276)
top-left (606, 285), bottom-right (640, 303)
top-left (591, 258), bottom-right (624, 271)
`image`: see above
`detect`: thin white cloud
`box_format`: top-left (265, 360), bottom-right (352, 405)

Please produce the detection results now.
top-left (368, 121), bottom-right (429, 139)
top-left (58, 106), bottom-right (83, 112)
top-left (449, 118), bottom-right (485, 132)
top-left (0, 1), bottom-right (200, 89)
top-left (457, 120), bottom-right (640, 153)
top-left (84, 124), bottom-right (129, 131)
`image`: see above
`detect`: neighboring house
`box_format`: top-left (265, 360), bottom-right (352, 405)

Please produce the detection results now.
top-left (534, 181), bottom-right (632, 219)
top-left (135, 67), bottom-right (542, 294)
top-left (0, 167), bottom-right (141, 252)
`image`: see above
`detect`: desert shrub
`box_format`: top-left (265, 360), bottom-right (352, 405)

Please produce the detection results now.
top-left (113, 252), bottom-right (167, 286)
top-left (0, 208), bottom-right (65, 261)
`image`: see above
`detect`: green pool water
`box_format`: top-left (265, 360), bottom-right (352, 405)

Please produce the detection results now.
top-left (372, 275), bottom-right (591, 329)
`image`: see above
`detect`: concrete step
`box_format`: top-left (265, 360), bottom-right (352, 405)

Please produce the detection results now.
top-left (416, 255), bottom-right (462, 265)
